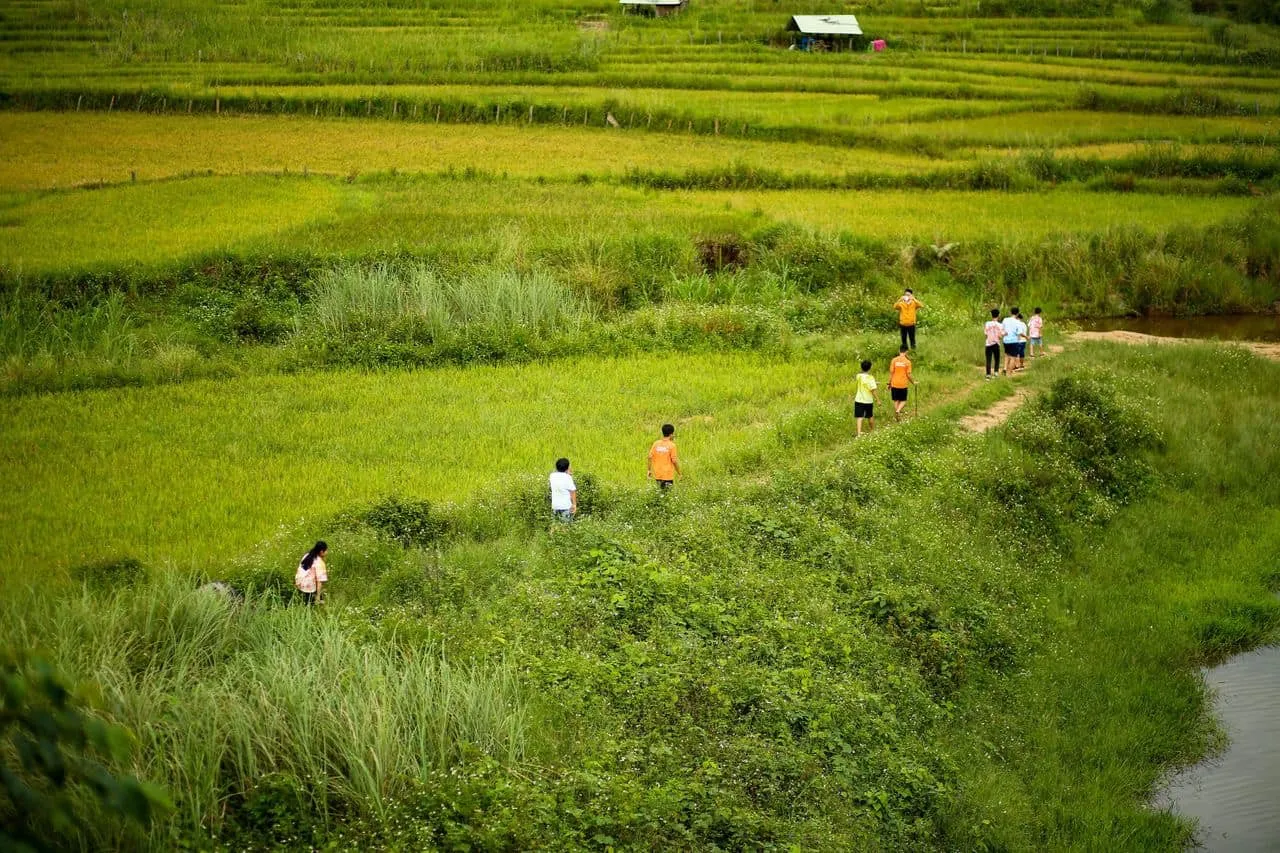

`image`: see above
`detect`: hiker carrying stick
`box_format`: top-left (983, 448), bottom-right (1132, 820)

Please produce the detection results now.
top-left (889, 345), bottom-right (915, 421)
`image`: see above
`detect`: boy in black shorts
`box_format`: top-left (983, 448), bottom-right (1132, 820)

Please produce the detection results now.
top-left (854, 359), bottom-right (878, 436)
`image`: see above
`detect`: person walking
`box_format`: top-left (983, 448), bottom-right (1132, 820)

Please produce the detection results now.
top-left (647, 423), bottom-right (681, 491)
top-left (1002, 307), bottom-right (1027, 376)
top-left (854, 359), bottom-right (879, 437)
top-left (1028, 307), bottom-right (1045, 358)
top-left (984, 308), bottom-right (1004, 380)
top-left (1015, 311), bottom-right (1029, 369)
top-left (892, 289), bottom-right (926, 350)
top-left (888, 345), bottom-right (915, 421)
top-left (549, 457), bottom-right (577, 523)
top-left (294, 540), bottom-right (328, 606)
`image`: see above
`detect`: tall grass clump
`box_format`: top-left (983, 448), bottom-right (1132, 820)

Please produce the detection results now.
top-left (0, 574), bottom-right (532, 847)
top-left (0, 288), bottom-right (137, 364)
top-left (309, 263), bottom-right (592, 342)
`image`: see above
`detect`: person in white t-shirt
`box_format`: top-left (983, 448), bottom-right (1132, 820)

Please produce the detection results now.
top-left (549, 457), bottom-right (577, 522)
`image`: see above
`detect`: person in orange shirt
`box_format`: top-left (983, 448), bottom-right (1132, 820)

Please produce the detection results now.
top-left (647, 423), bottom-right (681, 491)
top-left (888, 345), bottom-right (915, 421)
top-left (892, 288), bottom-right (926, 350)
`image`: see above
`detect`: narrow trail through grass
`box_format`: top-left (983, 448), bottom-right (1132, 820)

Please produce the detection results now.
top-left (0, 328), bottom-right (1076, 585)
top-left (959, 388), bottom-right (1032, 433)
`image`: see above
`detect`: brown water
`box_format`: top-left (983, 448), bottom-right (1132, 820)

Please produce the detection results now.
top-left (1077, 314), bottom-right (1280, 342)
top-left (1155, 645), bottom-right (1280, 851)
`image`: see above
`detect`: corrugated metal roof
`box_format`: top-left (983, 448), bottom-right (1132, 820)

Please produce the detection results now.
top-left (788, 15), bottom-right (862, 36)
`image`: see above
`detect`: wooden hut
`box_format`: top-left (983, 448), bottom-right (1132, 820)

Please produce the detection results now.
top-left (620, 0), bottom-right (687, 17)
top-left (786, 15), bottom-right (864, 52)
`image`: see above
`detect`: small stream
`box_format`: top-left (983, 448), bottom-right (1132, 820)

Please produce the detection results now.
top-left (1076, 314), bottom-right (1280, 342)
top-left (1155, 645), bottom-right (1280, 850)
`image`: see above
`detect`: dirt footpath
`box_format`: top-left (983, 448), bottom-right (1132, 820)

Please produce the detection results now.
top-left (1072, 330), bottom-right (1280, 361)
top-left (959, 389), bottom-right (1031, 433)
top-left (959, 331), bottom-right (1278, 435)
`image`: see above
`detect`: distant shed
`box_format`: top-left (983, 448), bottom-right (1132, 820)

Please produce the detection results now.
top-left (787, 15), bottom-right (864, 51)
top-left (621, 0), bottom-right (686, 17)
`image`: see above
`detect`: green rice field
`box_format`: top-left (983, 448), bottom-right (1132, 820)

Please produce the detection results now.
top-left (3, 0), bottom-right (1280, 849)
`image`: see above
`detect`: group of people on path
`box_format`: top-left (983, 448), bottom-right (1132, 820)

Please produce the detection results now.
top-left (294, 290), bottom-right (1050, 596)
top-left (853, 289), bottom-right (928, 436)
top-left (984, 306), bottom-right (1045, 379)
top-left (860, 290), bottom-right (1049, 433)
top-left (853, 345), bottom-right (916, 437)
top-left (549, 291), bottom-right (1051, 517)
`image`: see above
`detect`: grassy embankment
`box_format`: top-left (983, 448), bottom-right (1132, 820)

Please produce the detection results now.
top-left (3, 339), bottom-right (1278, 849)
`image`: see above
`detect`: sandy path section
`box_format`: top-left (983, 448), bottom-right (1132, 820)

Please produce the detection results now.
top-left (960, 388), bottom-right (1031, 433)
top-left (1073, 330), bottom-right (1280, 361)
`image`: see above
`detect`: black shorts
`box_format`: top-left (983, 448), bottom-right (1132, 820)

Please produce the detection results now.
top-left (1004, 342), bottom-right (1020, 357)
top-left (854, 401), bottom-right (874, 419)
top-left (657, 479), bottom-right (673, 490)
top-left (890, 387), bottom-right (908, 402)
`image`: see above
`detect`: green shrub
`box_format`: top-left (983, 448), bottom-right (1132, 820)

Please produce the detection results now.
top-left (362, 495), bottom-right (448, 547)
top-left (229, 293), bottom-right (293, 343)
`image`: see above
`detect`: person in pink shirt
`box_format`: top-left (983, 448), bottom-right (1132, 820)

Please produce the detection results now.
top-left (984, 308), bottom-right (1004, 380)
top-left (1028, 307), bottom-right (1045, 358)
top-left (294, 540), bottom-right (328, 606)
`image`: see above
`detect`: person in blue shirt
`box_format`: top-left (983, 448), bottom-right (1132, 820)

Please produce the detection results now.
top-left (1002, 307), bottom-right (1028, 376)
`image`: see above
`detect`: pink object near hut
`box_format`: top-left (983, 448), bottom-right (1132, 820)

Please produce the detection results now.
top-left (872, 39), bottom-right (886, 51)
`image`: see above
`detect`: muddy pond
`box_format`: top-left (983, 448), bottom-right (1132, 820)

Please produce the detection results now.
top-left (1082, 312), bottom-right (1280, 848)
top-left (1155, 645), bottom-right (1280, 851)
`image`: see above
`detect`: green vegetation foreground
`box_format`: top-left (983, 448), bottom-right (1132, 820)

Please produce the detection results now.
top-left (4, 341), bottom-right (1278, 849)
